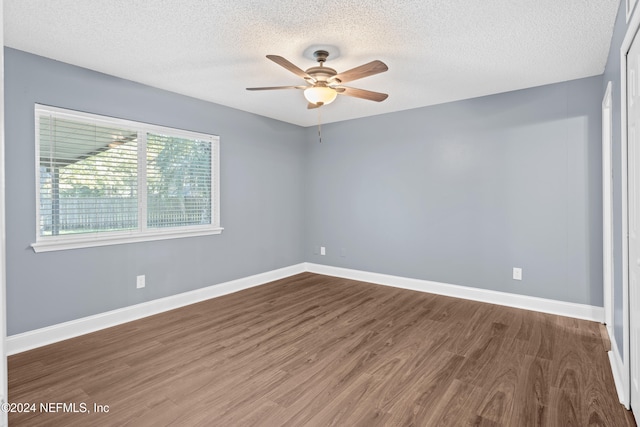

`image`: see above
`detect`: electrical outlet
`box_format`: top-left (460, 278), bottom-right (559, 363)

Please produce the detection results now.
top-left (137, 275), bottom-right (146, 289)
top-left (513, 268), bottom-right (522, 281)
top-left (320, 246), bottom-right (326, 256)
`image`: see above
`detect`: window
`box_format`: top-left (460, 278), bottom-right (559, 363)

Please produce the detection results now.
top-left (33, 105), bottom-right (221, 252)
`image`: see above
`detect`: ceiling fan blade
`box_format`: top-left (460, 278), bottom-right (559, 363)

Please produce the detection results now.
top-left (331, 60), bottom-right (388, 84)
top-left (266, 55), bottom-right (314, 82)
top-left (307, 102), bottom-right (321, 109)
top-left (337, 86), bottom-right (388, 102)
top-left (246, 85), bottom-right (307, 91)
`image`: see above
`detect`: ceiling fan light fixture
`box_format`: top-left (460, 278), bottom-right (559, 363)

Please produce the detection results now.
top-left (304, 86), bottom-right (337, 106)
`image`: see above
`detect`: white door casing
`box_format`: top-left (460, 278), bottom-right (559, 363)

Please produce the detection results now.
top-left (604, 81), bottom-right (615, 337)
top-left (0, 1), bottom-right (7, 425)
top-left (627, 28), bottom-right (640, 420)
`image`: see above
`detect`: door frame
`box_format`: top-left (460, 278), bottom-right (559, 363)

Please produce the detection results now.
top-left (604, 80), bottom-right (615, 337)
top-left (619, 4), bottom-right (640, 411)
top-left (0, 1), bottom-right (7, 425)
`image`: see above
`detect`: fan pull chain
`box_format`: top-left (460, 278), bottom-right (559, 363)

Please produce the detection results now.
top-left (317, 107), bottom-right (322, 143)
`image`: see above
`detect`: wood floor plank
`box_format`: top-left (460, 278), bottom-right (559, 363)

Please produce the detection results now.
top-left (510, 355), bottom-right (552, 426)
top-left (384, 350), bottom-right (466, 425)
top-left (8, 272), bottom-right (634, 426)
top-left (426, 378), bottom-right (484, 426)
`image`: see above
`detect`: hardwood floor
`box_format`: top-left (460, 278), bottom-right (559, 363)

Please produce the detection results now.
top-left (8, 273), bottom-right (636, 426)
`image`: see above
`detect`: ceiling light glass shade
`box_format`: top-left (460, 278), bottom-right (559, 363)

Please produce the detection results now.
top-left (304, 86), bottom-right (337, 105)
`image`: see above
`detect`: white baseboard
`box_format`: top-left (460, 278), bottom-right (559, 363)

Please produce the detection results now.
top-left (304, 263), bottom-right (604, 322)
top-left (8, 262), bottom-right (607, 355)
top-left (608, 332), bottom-right (630, 408)
top-left (6, 263), bottom-right (306, 355)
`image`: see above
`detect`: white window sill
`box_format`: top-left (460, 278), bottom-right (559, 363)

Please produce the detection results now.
top-left (31, 227), bottom-right (224, 253)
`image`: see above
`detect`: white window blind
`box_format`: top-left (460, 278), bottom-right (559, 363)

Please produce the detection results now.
top-left (39, 116), bottom-right (139, 236)
top-left (33, 105), bottom-right (221, 252)
top-left (146, 133), bottom-right (212, 229)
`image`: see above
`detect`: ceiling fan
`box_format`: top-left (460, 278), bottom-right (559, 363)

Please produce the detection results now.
top-left (246, 50), bottom-right (388, 109)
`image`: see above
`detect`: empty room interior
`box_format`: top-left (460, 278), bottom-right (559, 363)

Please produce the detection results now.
top-left (2, 0), bottom-right (640, 425)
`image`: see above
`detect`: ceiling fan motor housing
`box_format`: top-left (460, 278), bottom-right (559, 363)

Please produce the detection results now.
top-left (306, 66), bottom-right (337, 82)
top-left (306, 50), bottom-right (339, 83)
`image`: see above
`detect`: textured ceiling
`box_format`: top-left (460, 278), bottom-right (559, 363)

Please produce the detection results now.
top-left (5, 0), bottom-right (619, 127)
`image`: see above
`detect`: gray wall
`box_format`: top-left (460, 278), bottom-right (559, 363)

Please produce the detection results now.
top-left (305, 76), bottom-right (603, 305)
top-left (5, 48), bottom-right (306, 335)
top-left (603, 0), bottom-right (626, 358)
top-left (5, 46), bottom-right (606, 338)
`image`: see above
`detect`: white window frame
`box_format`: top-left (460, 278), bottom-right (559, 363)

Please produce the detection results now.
top-left (31, 104), bottom-right (222, 253)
